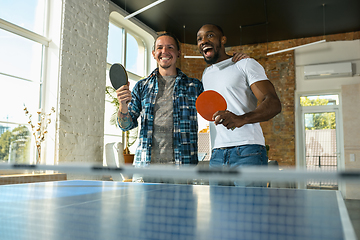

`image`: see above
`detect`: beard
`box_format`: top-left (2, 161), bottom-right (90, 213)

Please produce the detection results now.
top-left (157, 54), bottom-right (176, 70)
top-left (159, 63), bottom-right (171, 69)
top-left (203, 41), bottom-right (221, 64)
top-left (204, 50), bottom-right (220, 64)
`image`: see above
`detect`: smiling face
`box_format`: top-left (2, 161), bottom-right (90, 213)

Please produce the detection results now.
top-left (197, 24), bottom-right (226, 64)
top-left (152, 35), bottom-right (180, 73)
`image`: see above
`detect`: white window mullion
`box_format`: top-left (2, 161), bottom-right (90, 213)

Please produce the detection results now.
top-left (0, 72), bottom-right (38, 84)
top-left (0, 18), bottom-right (50, 46)
top-left (122, 28), bottom-right (127, 66)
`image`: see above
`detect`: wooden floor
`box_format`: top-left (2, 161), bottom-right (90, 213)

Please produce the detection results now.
top-left (0, 171), bottom-right (67, 185)
top-left (345, 199), bottom-right (360, 239)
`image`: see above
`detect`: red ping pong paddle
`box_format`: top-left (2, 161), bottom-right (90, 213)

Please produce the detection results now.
top-left (196, 90), bottom-right (227, 121)
top-left (109, 63), bottom-right (128, 90)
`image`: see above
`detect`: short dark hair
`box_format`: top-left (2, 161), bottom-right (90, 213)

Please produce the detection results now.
top-left (153, 32), bottom-right (180, 51)
top-left (200, 24), bottom-right (224, 36)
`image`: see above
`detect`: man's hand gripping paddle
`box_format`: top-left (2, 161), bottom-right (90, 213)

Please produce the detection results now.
top-left (196, 90), bottom-right (235, 130)
top-left (109, 63), bottom-right (128, 90)
top-left (196, 90), bottom-right (227, 121)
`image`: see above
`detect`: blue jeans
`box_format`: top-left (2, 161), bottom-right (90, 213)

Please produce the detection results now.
top-left (209, 144), bottom-right (268, 187)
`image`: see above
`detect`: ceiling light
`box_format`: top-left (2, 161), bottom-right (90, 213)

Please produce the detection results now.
top-left (184, 56), bottom-right (203, 59)
top-left (266, 40), bottom-right (326, 56)
top-left (182, 25), bottom-right (203, 59)
top-left (124, 0), bottom-right (166, 20)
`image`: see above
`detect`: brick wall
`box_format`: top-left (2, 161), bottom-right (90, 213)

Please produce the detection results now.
top-left (58, 0), bottom-right (109, 163)
top-left (180, 31), bottom-right (360, 166)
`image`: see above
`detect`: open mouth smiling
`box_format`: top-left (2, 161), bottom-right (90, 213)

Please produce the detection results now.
top-left (160, 56), bottom-right (171, 61)
top-left (202, 46), bottom-right (213, 57)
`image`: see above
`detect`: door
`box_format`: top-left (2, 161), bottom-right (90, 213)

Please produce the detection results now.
top-left (300, 94), bottom-right (341, 189)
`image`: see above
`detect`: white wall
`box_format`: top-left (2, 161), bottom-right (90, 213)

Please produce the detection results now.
top-left (295, 40), bottom-right (360, 92)
top-left (57, 0), bottom-right (110, 163)
top-left (295, 39), bottom-right (360, 199)
top-left (50, 0), bottom-right (157, 165)
top-left (342, 83), bottom-right (360, 199)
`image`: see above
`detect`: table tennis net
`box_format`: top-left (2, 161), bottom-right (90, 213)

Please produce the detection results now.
top-left (0, 162), bottom-right (355, 187)
top-left (0, 163), bottom-right (359, 240)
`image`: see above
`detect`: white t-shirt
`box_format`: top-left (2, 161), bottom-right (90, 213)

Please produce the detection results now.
top-left (202, 58), bottom-right (268, 149)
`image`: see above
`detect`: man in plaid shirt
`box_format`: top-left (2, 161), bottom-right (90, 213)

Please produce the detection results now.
top-left (116, 32), bottom-right (203, 167)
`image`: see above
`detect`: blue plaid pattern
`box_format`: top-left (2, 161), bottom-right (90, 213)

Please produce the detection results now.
top-left (119, 68), bottom-right (203, 166)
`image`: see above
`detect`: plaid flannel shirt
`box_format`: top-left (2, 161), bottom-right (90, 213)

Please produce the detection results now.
top-left (119, 68), bottom-right (204, 166)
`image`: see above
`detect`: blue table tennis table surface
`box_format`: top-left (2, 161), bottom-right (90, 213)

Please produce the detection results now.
top-left (0, 180), bottom-right (356, 240)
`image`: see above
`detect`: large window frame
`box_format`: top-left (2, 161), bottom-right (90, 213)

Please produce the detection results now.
top-left (104, 8), bottom-right (156, 157)
top-left (0, 0), bottom-right (62, 165)
top-left (0, 2), bottom-right (50, 164)
top-left (107, 19), bottom-right (146, 80)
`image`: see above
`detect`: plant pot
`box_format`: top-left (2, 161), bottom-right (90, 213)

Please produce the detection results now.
top-left (123, 154), bottom-right (134, 164)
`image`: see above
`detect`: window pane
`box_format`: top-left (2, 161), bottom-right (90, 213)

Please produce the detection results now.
top-left (107, 23), bottom-right (123, 64)
top-left (126, 32), bottom-right (144, 76)
top-left (105, 69), bottom-right (120, 136)
top-left (104, 69), bottom-right (139, 154)
top-left (0, 123), bottom-right (32, 164)
top-left (304, 114), bottom-right (338, 187)
top-left (0, 28), bottom-right (43, 82)
top-left (104, 89), bottom-right (121, 136)
top-left (304, 112), bottom-right (336, 130)
top-left (0, 74), bottom-right (40, 123)
top-left (0, 0), bottom-right (46, 35)
top-left (104, 70), bottom-right (137, 136)
top-left (300, 94), bottom-right (339, 107)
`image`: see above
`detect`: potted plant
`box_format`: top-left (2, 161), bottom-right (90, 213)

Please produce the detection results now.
top-left (122, 128), bottom-right (138, 164)
top-left (105, 86), bottom-right (138, 164)
top-left (23, 106), bottom-right (55, 164)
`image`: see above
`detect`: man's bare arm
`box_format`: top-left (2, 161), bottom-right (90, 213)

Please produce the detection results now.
top-left (118, 111), bottom-right (132, 129)
top-left (213, 80), bottom-right (281, 130)
top-left (116, 82), bottom-right (133, 129)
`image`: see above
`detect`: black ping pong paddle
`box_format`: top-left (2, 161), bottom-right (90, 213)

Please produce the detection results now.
top-left (109, 63), bottom-right (128, 90)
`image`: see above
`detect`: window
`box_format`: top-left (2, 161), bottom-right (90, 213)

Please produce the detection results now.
top-left (126, 32), bottom-right (145, 77)
top-left (0, 0), bottom-right (46, 35)
top-left (104, 11), bottom-right (155, 157)
top-left (107, 22), bottom-right (123, 64)
top-left (300, 94), bottom-right (339, 107)
top-left (106, 21), bottom-right (146, 77)
top-left (0, 0), bottom-right (48, 164)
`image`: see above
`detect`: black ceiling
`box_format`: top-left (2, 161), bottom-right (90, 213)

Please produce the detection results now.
top-left (110, 0), bottom-right (360, 47)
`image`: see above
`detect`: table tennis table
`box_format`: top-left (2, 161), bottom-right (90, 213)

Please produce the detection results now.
top-left (0, 180), bottom-right (356, 240)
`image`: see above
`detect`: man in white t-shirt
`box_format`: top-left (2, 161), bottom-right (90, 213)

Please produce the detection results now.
top-left (196, 24), bottom-right (282, 186)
